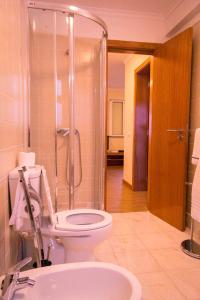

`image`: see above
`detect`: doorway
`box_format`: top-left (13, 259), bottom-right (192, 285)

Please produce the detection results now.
top-left (106, 53), bottom-right (150, 213)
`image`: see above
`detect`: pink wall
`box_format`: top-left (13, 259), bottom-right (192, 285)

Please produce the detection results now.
top-left (0, 0), bottom-right (27, 273)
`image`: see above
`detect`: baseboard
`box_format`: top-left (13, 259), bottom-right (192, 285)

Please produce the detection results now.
top-left (123, 179), bottom-right (133, 189)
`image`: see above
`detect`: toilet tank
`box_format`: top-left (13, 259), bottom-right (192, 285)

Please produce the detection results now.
top-left (9, 166), bottom-right (42, 209)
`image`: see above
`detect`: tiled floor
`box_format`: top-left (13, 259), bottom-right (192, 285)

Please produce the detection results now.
top-left (95, 211), bottom-right (200, 300)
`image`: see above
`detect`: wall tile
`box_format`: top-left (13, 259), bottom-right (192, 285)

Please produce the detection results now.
top-left (0, 0), bottom-right (27, 271)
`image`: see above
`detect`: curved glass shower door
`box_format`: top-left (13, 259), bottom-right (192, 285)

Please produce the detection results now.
top-left (28, 3), bottom-right (106, 211)
top-left (73, 15), bottom-right (105, 210)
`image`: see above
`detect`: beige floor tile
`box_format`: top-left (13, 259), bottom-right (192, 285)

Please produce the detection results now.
top-left (95, 240), bottom-right (113, 254)
top-left (95, 251), bottom-right (118, 264)
top-left (149, 214), bottom-right (180, 231)
top-left (111, 213), bottom-right (126, 222)
top-left (123, 211), bottom-right (152, 221)
top-left (137, 271), bottom-right (186, 300)
top-left (111, 220), bottom-right (134, 235)
top-left (164, 229), bottom-right (190, 247)
top-left (150, 248), bottom-right (200, 271)
top-left (99, 212), bottom-right (199, 299)
top-left (167, 268), bottom-right (200, 299)
top-left (137, 271), bottom-right (175, 286)
top-left (139, 232), bottom-right (176, 250)
top-left (115, 249), bottom-right (162, 274)
top-left (141, 284), bottom-right (186, 300)
top-left (110, 235), bottom-right (145, 252)
top-left (129, 219), bottom-right (162, 234)
top-left (127, 213), bottom-right (163, 234)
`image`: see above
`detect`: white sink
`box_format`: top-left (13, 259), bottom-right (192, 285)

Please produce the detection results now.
top-left (13, 262), bottom-right (142, 300)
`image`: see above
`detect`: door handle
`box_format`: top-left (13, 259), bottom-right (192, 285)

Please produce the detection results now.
top-left (167, 129), bottom-right (184, 132)
top-left (74, 129), bottom-right (83, 189)
top-left (167, 129), bottom-right (184, 141)
top-left (63, 129), bottom-right (82, 190)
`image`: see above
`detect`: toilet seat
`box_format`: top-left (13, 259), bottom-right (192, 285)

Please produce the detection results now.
top-left (55, 209), bottom-right (112, 232)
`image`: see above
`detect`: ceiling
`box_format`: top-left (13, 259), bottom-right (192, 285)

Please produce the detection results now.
top-left (39, 0), bottom-right (183, 17)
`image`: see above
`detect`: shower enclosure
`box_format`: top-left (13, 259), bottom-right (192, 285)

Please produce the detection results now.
top-left (27, 1), bottom-right (107, 211)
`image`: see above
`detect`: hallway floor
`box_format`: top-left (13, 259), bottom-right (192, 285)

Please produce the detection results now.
top-left (106, 166), bottom-right (147, 212)
top-left (95, 211), bottom-right (200, 300)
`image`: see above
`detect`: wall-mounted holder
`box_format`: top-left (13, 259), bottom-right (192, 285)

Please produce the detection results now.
top-left (18, 167), bottom-right (52, 267)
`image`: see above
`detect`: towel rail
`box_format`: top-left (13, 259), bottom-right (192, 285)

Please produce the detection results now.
top-left (192, 156), bottom-right (199, 160)
top-left (182, 175), bottom-right (200, 258)
top-left (181, 217), bottom-right (200, 259)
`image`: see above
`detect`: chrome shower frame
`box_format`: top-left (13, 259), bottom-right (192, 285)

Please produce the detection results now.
top-left (27, 1), bottom-right (108, 210)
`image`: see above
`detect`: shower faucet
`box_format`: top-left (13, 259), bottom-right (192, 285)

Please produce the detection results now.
top-left (57, 128), bottom-right (79, 137)
top-left (57, 128), bottom-right (70, 137)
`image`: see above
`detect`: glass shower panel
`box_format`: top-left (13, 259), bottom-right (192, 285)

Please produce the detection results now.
top-left (29, 9), bottom-right (56, 210)
top-left (29, 9), bottom-right (70, 211)
top-left (55, 13), bottom-right (70, 211)
top-left (73, 15), bottom-right (104, 209)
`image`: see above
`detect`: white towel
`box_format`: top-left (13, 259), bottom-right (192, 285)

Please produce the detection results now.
top-left (9, 169), bottom-right (40, 232)
top-left (191, 158), bottom-right (200, 222)
top-left (40, 166), bottom-right (55, 225)
top-left (192, 128), bottom-right (200, 165)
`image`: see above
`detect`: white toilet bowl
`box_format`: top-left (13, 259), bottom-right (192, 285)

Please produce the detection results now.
top-left (9, 166), bottom-right (112, 263)
top-left (42, 209), bottom-right (112, 262)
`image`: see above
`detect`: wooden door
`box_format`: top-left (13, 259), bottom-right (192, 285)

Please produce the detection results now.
top-left (148, 28), bottom-right (192, 230)
top-left (133, 61), bottom-right (150, 191)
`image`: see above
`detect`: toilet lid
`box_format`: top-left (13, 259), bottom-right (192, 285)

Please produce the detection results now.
top-left (55, 209), bottom-right (112, 231)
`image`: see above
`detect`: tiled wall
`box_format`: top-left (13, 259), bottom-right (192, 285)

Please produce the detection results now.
top-left (186, 21), bottom-right (200, 238)
top-left (0, 0), bottom-right (27, 273)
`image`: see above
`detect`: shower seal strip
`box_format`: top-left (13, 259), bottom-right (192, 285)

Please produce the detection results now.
top-left (68, 13), bottom-right (75, 209)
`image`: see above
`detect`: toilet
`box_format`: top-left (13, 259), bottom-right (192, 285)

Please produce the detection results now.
top-left (9, 166), bottom-right (112, 264)
top-left (42, 209), bottom-right (112, 263)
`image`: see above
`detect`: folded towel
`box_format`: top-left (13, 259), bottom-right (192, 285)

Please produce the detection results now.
top-left (191, 158), bottom-right (200, 222)
top-left (192, 128), bottom-right (200, 165)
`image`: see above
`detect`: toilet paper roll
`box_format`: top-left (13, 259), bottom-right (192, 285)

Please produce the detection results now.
top-left (18, 152), bottom-right (35, 167)
top-left (21, 199), bottom-right (40, 219)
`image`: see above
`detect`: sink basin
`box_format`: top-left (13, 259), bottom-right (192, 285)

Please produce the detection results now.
top-left (12, 262), bottom-right (142, 300)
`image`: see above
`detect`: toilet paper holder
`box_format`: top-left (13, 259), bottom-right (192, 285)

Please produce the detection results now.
top-left (18, 167), bottom-right (52, 268)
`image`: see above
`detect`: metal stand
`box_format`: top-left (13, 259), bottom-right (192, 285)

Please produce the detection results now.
top-left (181, 218), bottom-right (200, 259)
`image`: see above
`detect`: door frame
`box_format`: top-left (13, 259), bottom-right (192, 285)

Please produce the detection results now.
top-left (107, 40), bottom-right (161, 54)
top-left (105, 40), bottom-right (159, 210)
top-left (132, 58), bottom-right (151, 191)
